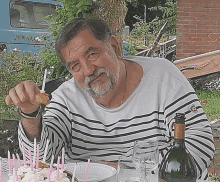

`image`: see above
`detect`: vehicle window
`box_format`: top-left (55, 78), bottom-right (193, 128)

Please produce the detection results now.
top-left (9, 1), bottom-right (58, 29)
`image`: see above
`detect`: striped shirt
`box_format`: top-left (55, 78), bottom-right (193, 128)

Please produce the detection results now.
top-left (18, 56), bottom-right (214, 179)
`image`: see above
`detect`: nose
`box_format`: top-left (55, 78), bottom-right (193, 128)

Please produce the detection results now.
top-left (81, 60), bottom-right (96, 77)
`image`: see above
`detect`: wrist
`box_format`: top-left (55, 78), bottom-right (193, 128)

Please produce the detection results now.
top-left (18, 105), bottom-right (43, 119)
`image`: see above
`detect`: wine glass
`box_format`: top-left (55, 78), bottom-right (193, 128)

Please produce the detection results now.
top-left (117, 148), bottom-right (139, 182)
top-left (133, 139), bottom-right (159, 182)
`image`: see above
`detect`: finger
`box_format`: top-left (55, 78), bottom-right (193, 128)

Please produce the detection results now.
top-left (23, 80), bottom-right (40, 104)
top-left (14, 82), bottom-right (27, 103)
top-left (5, 94), bottom-right (15, 106)
top-left (8, 88), bottom-right (22, 106)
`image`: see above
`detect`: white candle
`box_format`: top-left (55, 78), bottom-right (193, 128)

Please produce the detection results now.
top-left (8, 151), bottom-right (12, 174)
top-left (36, 145), bottom-right (39, 169)
top-left (71, 163), bottom-right (77, 182)
top-left (41, 69), bottom-right (47, 93)
top-left (61, 147), bottom-right (65, 169)
top-left (33, 138), bottom-right (37, 166)
top-left (43, 139), bottom-right (49, 163)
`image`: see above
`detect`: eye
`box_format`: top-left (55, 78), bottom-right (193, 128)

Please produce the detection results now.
top-left (88, 52), bottom-right (99, 60)
top-left (70, 63), bottom-right (80, 72)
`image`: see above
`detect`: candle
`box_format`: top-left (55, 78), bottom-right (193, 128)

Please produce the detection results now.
top-left (61, 147), bottom-right (65, 169)
top-left (56, 156), bottom-right (60, 181)
top-left (43, 139), bottom-right (49, 162)
top-left (47, 155), bottom-right (54, 180)
top-left (84, 158), bottom-right (90, 182)
top-left (8, 150), bottom-right (12, 174)
top-left (12, 154), bottom-right (16, 169)
top-left (41, 69), bottom-right (47, 93)
top-left (22, 144), bottom-right (27, 165)
top-left (13, 167), bottom-right (19, 181)
top-left (28, 147), bottom-right (33, 171)
top-left (71, 163), bottom-right (77, 182)
top-left (33, 138), bottom-right (37, 166)
top-left (36, 145), bottom-right (39, 169)
top-left (16, 153), bottom-right (21, 166)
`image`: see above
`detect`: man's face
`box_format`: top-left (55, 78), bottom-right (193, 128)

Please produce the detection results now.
top-left (60, 29), bottom-right (122, 98)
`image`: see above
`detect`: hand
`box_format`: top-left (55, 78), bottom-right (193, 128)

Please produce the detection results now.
top-left (5, 80), bottom-right (41, 114)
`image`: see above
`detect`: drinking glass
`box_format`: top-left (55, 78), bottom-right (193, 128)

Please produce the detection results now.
top-left (116, 149), bottom-right (139, 182)
top-left (133, 139), bottom-right (159, 182)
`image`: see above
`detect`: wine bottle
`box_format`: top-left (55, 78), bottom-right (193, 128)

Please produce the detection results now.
top-left (159, 113), bottom-right (197, 182)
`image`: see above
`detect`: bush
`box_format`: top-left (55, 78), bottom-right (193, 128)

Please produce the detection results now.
top-left (0, 52), bottom-right (43, 122)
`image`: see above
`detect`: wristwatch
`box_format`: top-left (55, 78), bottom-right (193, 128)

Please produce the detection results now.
top-left (18, 105), bottom-right (43, 119)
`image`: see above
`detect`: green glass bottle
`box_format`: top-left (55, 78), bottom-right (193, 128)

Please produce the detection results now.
top-left (159, 113), bottom-right (197, 182)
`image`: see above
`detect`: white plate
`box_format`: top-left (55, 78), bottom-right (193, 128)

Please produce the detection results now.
top-left (65, 162), bottom-right (117, 182)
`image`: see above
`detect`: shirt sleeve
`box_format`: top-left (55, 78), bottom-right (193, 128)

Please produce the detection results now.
top-left (163, 70), bottom-right (215, 179)
top-left (18, 92), bottom-right (72, 163)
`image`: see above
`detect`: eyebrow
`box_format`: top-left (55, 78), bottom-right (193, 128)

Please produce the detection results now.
top-left (85, 47), bottom-right (98, 55)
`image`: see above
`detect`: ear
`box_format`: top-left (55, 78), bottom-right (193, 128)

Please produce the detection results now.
top-left (109, 35), bottom-right (123, 59)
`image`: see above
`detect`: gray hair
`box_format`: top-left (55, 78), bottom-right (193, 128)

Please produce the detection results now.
top-left (55, 18), bottom-right (112, 62)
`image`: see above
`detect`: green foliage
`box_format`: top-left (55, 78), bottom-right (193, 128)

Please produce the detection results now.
top-left (0, 52), bottom-right (43, 121)
top-left (148, 0), bottom-right (177, 35)
top-left (39, 0), bottom-right (94, 79)
top-left (46, 0), bottom-right (93, 38)
top-left (197, 90), bottom-right (220, 121)
top-left (128, 22), bottom-right (155, 47)
top-left (126, 0), bottom-right (177, 50)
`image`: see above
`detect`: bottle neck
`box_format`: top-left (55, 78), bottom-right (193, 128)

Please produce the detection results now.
top-left (173, 138), bottom-right (185, 148)
top-left (174, 123), bottom-right (185, 140)
top-left (173, 123), bottom-right (185, 148)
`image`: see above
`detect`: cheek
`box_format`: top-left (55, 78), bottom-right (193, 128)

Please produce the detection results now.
top-left (72, 73), bottom-right (85, 86)
top-left (99, 53), bottom-right (118, 71)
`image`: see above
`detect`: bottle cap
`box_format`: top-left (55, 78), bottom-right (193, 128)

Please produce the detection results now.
top-left (174, 113), bottom-right (185, 123)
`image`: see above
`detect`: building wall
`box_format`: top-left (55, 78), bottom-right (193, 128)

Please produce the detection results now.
top-left (176, 0), bottom-right (220, 60)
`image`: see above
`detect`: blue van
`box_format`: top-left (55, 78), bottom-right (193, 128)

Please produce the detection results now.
top-left (0, 0), bottom-right (62, 54)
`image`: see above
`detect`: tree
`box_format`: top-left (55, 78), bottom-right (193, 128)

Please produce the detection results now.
top-left (124, 0), bottom-right (177, 50)
top-left (91, 0), bottom-right (127, 42)
top-left (40, 0), bottom-right (137, 78)
top-left (126, 0), bottom-right (177, 34)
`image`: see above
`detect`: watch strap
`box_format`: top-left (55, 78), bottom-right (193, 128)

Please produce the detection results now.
top-left (18, 105), bottom-right (42, 119)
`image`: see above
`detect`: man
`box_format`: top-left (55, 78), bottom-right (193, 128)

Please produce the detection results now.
top-left (6, 18), bottom-right (214, 179)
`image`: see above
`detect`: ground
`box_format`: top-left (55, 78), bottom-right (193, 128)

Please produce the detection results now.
top-left (208, 137), bottom-right (220, 180)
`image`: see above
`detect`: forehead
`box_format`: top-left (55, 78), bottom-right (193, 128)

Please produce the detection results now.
top-left (61, 29), bottom-right (105, 61)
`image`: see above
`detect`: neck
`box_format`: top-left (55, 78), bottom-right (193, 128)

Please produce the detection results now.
top-left (94, 60), bottom-right (143, 108)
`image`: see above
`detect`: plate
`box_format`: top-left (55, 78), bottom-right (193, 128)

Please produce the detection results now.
top-left (65, 162), bottom-right (117, 182)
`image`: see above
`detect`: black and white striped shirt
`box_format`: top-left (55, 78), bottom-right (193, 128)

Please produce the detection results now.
top-left (19, 56), bottom-right (214, 179)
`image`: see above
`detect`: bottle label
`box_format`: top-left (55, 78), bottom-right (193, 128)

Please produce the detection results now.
top-left (174, 123), bottom-right (185, 139)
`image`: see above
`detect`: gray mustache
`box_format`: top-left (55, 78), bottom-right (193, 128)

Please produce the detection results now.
top-left (84, 68), bottom-right (108, 85)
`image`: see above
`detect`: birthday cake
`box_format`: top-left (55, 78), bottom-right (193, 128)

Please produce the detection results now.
top-left (6, 161), bottom-right (77, 182)
top-left (5, 141), bottom-right (78, 182)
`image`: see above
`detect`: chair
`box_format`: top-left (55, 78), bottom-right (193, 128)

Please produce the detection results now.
top-left (39, 77), bottom-right (67, 100)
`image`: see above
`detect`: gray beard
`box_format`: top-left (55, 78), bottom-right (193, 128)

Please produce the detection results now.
top-left (83, 68), bottom-right (117, 98)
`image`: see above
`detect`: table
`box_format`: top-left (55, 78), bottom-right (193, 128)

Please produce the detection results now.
top-left (1, 158), bottom-right (214, 182)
